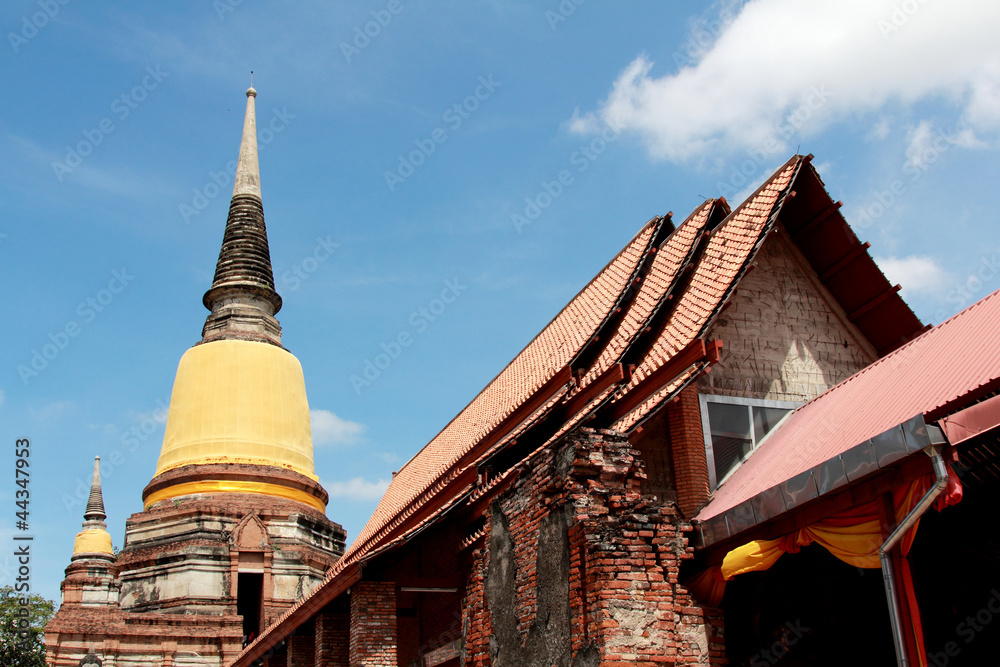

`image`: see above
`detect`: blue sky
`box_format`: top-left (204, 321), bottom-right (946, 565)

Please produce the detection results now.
top-left (2, 0), bottom-right (998, 605)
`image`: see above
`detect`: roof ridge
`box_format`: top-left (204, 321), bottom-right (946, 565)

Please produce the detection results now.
top-left (389, 215), bottom-right (664, 480)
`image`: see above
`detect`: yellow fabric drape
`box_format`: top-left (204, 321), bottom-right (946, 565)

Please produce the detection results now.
top-left (684, 468), bottom-right (962, 667)
top-left (685, 466), bottom-right (964, 601)
top-left (720, 476), bottom-right (931, 579)
top-left (687, 566), bottom-right (727, 607)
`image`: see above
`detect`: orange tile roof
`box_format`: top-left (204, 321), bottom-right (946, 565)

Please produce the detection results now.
top-left (348, 218), bottom-right (660, 556)
top-left (232, 156), bottom-right (822, 665)
top-left (611, 158), bottom-right (802, 430)
top-left (580, 200), bottom-right (716, 388)
top-left (346, 158), bottom-right (804, 566)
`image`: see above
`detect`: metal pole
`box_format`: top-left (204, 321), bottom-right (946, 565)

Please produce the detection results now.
top-left (879, 445), bottom-right (948, 667)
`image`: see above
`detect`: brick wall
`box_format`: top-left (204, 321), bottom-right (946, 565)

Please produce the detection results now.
top-left (461, 427), bottom-right (725, 666)
top-left (289, 621), bottom-right (315, 667)
top-left (698, 231), bottom-right (875, 402)
top-left (566, 429), bottom-right (725, 664)
top-left (263, 643), bottom-right (287, 667)
top-left (349, 581), bottom-right (396, 667)
top-left (462, 544), bottom-right (490, 666)
top-left (630, 406), bottom-right (676, 504)
top-left (668, 386), bottom-right (711, 518)
top-left (314, 607), bottom-right (348, 667)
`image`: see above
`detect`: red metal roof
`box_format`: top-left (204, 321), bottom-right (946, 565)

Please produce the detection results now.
top-left (695, 287), bottom-right (1000, 523)
top-left (940, 392), bottom-right (1000, 446)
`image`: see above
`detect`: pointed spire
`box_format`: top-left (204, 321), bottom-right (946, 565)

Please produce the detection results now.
top-left (84, 456), bottom-right (106, 522)
top-left (232, 83), bottom-right (261, 199)
top-left (72, 456), bottom-right (114, 560)
top-left (201, 82), bottom-right (283, 347)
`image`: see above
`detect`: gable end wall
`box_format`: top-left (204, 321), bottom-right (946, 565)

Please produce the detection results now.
top-left (698, 228), bottom-right (877, 403)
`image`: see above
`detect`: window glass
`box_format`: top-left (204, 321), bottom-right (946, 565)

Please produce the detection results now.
top-left (753, 406), bottom-right (790, 442)
top-left (707, 402), bottom-right (752, 482)
top-left (701, 397), bottom-right (798, 488)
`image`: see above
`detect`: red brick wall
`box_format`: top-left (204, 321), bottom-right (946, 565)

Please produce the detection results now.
top-left (568, 521), bottom-right (589, 657)
top-left (461, 427), bottom-right (725, 665)
top-left (349, 581), bottom-right (396, 667)
top-left (462, 545), bottom-right (490, 666)
top-left (565, 430), bottom-right (724, 663)
top-left (289, 622), bottom-right (315, 667)
top-left (669, 386), bottom-right (711, 518)
top-left (630, 406), bottom-right (676, 504)
top-left (263, 643), bottom-right (287, 667)
top-left (314, 608), bottom-right (348, 667)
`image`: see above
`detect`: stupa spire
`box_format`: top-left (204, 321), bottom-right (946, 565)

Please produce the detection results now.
top-left (144, 78), bottom-right (330, 515)
top-left (232, 75), bottom-right (261, 198)
top-left (201, 80), bottom-right (283, 346)
top-left (84, 456), bottom-right (106, 522)
top-left (72, 456), bottom-right (114, 560)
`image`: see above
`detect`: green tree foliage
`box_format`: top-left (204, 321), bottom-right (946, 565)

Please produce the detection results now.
top-left (0, 585), bottom-right (55, 667)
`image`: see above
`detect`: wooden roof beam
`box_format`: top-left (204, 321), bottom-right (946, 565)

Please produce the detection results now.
top-left (849, 284), bottom-right (902, 322)
top-left (819, 242), bottom-right (871, 282)
top-left (792, 200), bottom-right (843, 239)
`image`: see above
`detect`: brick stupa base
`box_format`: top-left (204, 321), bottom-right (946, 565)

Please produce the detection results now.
top-left (47, 475), bottom-right (345, 666)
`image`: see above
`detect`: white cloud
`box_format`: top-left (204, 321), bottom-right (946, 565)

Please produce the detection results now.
top-left (904, 121), bottom-right (938, 168)
top-left (324, 477), bottom-right (390, 501)
top-left (30, 400), bottom-right (76, 421)
top-left (874, 255), bottom-right (950, 295)
top-left (310, 409), bottom-right (366, 446)
top-left (571, 0), bottom-right (1000, 162)
top-left (126, 401), bottom-right (170, 427)
top-left (869, 117), bottom-right (891, 141)
top-left (811, 161), bottom-right (834, 178)
top-left (905, 120), bottom-right (986, 168)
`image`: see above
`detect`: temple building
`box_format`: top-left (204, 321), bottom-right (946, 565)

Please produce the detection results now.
top-left (44, 86), bottom-right (1000, 666)
top-left (44, 86), bottom-right (346, 667)
top-left (231, 156), bottom-right (1000, 667)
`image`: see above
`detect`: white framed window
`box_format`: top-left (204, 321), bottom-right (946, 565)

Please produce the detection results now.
top-left (699, 394), bottom-right (801, 490)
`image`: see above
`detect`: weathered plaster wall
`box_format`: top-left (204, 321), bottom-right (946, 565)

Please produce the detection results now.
top-left (699, 230), bottom-right (876, 402)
